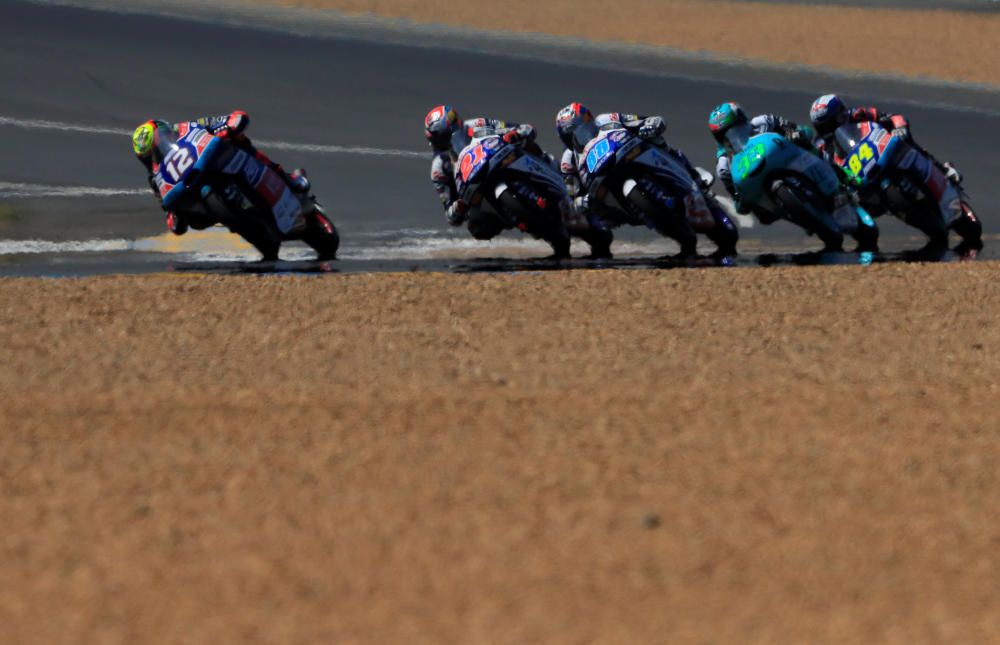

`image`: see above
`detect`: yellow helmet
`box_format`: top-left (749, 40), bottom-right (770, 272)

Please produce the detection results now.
top-left (132, 119), bottom-right (172, 158)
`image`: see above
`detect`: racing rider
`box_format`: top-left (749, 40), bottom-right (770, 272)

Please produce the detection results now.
top-left (554, 103), bottom-right (704, 201)
top-left (556, 102), bottom-right (737, 255)
top-left (808, 94), bottom-right (962, 185)
top-left (424, 104), bottom-right (612, 257)
top-left (708, 102), bottom-right (813, 220)
top-left (131, 111), bottom-right (309, 235)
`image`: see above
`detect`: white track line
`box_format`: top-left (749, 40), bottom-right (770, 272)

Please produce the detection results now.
top-left (0, 182), bottom-right (147, 198)
top-left (0, 115), bottom-right (425, 158)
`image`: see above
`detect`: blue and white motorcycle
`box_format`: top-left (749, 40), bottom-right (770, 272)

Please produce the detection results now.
top-left (454, 132), bottom-right (582, 257)
top-left (575, 123), bottom-right (738, 256)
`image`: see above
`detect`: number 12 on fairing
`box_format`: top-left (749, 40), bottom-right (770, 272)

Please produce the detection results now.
top-left (165, 148), bottom-right (194, 182)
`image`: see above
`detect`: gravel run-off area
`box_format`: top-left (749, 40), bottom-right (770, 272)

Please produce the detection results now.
top-left (1, 264), bottom-right (998, 642)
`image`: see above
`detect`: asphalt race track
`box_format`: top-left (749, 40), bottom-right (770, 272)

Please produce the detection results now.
top-left (1, 0), bottom-right (998, 274)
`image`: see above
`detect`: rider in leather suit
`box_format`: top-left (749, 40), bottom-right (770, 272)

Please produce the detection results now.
top-left (708, 102), bottom-right (813, 220)
top-left (132, 110), bottom-right (308, 235)
top-left (425, 104), bottom-right (612, 257)
top-left (555, 103), bottom-right (704, 202)
top-left (808, 94), bottom-right (962, 185)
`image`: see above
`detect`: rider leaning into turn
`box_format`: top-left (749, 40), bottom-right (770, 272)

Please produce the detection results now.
top-left (131, 110), bottom-right (309, 235)
top-left (708, 102), bottom-right (813, 219)
top-left (424, 105), bottom-right (546, 232)
top-left (808, 94), bottom-right (963, 185)
top-left (554, 102), bottom-right (704, 203)
top-left (424, 104), bottom-right (613, 257)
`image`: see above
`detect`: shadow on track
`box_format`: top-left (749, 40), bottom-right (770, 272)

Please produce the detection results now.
top-left (163, 242), bottom-right (984, 276)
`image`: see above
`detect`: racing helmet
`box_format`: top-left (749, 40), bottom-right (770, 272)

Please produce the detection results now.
top-left (132, 119), bottom-right (175, 161)
top-left (555, 102), bottom-right (598, 153)
top-left (707, 102), bottom-right (748, 145)
top-left (809, 94), bottom-right (848, 137)
top-left (424, 105), bottom-right (461, 151)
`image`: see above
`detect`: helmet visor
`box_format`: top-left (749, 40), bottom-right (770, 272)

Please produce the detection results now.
top-left (571, 121), bottom-right (600, 153)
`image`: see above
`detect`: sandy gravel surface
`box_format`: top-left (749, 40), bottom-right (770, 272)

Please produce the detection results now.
top-left (1, 265), bottom-right (998, 643)
top-left (248, 0), bottom-right (1000, 86)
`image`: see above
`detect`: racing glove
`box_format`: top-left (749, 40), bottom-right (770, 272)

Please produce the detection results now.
top-left (501, 124), bottom-right (535, 145)
top-left (446, 199), bottom-right (468, 226)
top-left (638, 116), bottom-right (666, 140)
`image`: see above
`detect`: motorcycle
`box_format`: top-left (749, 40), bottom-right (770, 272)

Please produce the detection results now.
top-left (576, 125), bottom-right (738, 256)
top-left (454, 132), bottom-right (576, 257)
top-left (152, 125), bottom-right (339, 261)
top-left (833, 121), bottom-right (981, 248)
top-left (726, 128), bottom-right (878, 251)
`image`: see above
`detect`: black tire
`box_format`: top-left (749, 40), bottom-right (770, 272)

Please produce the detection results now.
top-left (207, 187), bottom-right (281, 260)
top-left (301, 207), bottom-right (340, 260)
top-left (231, 211), bottom-right (281, 261)
top-left (582, 226), bottom-right (614, 259)
top-left (705, 203), bottom-right (739, 255)
top-left (496, 190), bottom-right (570, 258)
top-left (772, 183), bottom-right (843, 251)
top-left (626, 185), bottom-right (697, 255)
top-left (884, 180), bottom-right (948, 246)
top-left (950, 201), bottom-right (982, 243)
top-left (853, 218), bottom-right (880, 252)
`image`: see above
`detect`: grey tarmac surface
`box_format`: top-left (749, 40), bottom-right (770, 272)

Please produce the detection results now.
top-left (0, 0), bottom-right (998, 274)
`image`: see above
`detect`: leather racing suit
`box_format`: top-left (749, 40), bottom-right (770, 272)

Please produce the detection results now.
top-left (715, 114), bottom-right (811, 220)
top-left (559, 113), bottom-right (704, 202)
top-left (813, 106), bottom-right (962, 185)
top-left (141, 111), bottom-right (308, 235)
top-left (430, 118), bottom-right (546, 230)
top-left (430, 118), bottom-right (612, 256)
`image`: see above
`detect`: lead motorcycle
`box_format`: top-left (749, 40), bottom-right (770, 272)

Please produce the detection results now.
top-left (576, 124), bottom-right (738, 256)
top-left (152, 125), bottom-right (339, 261)
top-left (454, 131), bottom-right (580, 257)
top-left (833, 121), bottom-right (981, 249)
top-left (725, 127), bottom-right (878, 251)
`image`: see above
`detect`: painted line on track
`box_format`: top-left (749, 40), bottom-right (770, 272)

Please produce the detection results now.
top-left (0, 182), bottom-right (147, 198)
top-left (0, 115), bottom-right (426, 158)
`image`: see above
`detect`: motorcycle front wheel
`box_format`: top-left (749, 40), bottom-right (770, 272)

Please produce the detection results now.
top-left (301, 204), bottom-right (340, 260)
top-left (206, 190), bottom-right (281, 261)
top-left (496, 189), bottom-right (571, 258)
top-left (625, 182), bottom-right (697, 255)
top-left (772, 182), bottom-right (844, 251)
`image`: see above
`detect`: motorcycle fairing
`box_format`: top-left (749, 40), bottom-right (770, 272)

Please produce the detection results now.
top-left (158, 126), bottom-right (302, 234)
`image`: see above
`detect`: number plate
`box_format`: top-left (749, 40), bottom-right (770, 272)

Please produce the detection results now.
top-left (162, 142), bottom-right (198, 184)
top-left (845, 139), bottom-right (881, 181)
top-left (585, 137), bottom-right (613, 173)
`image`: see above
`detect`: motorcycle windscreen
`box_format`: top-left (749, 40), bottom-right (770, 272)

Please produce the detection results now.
top-left (834, 123), bottom-right (867, 157)
top-left (723, 124), bottom-right (751, 154)
top-left (450, 128), bottom-right (472, 159)
top-left (572, 121), bottom-right (600, 153)
top-left (152, 128), bottom-right (180, 165)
